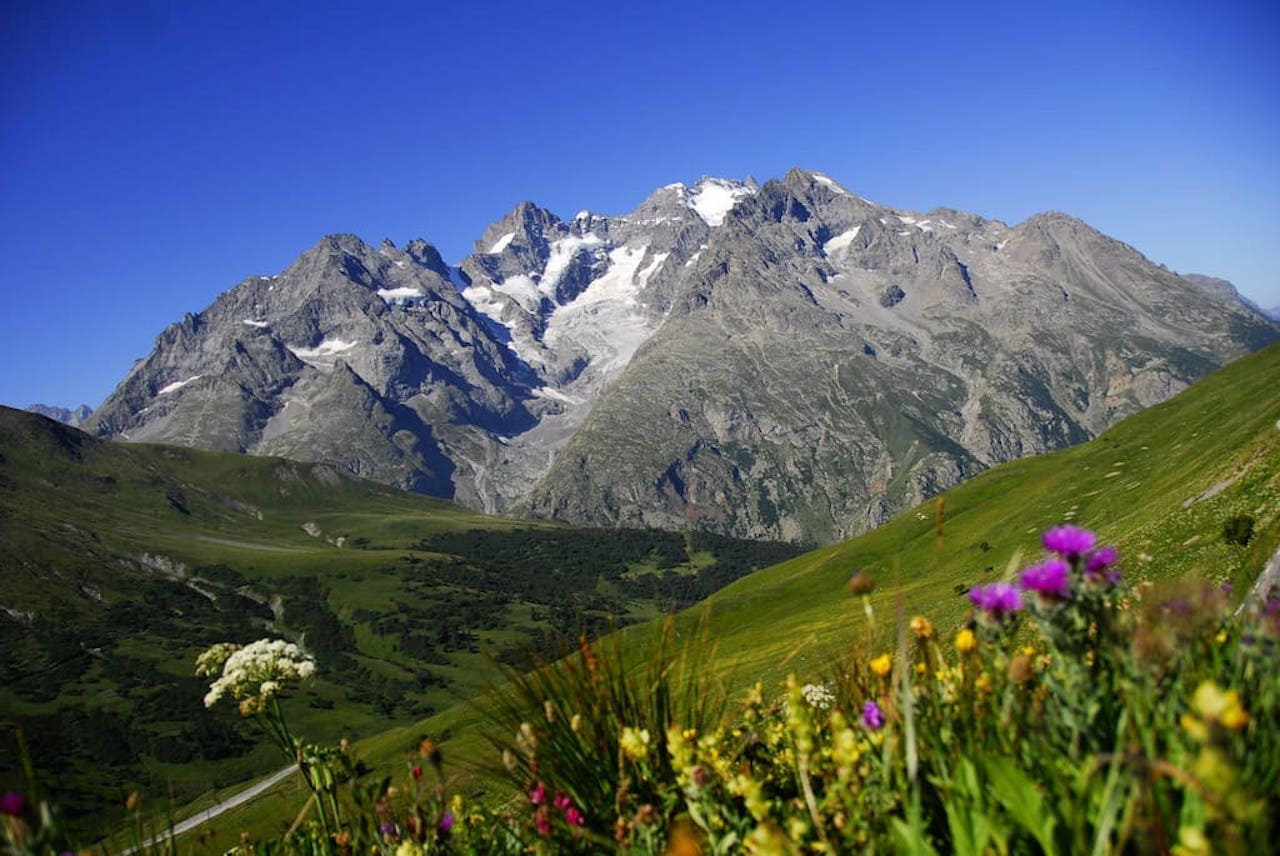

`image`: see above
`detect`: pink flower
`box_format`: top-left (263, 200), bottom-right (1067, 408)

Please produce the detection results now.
top-left (528, 782), bottom-right (546, 806)
top-left (534, 807), bottom-right (551, 836)
top-left (1020, 559), bottom-right (1070, 599)
top-left (554, 792), bottom-right (572, 811)
top-left (969, 582), bottom-right (1024, 620)
top-left (565, 806), bottom-right (586, 827)
top-left (1042, 525), bottom-right (1097, 558)
top-left (0, 791), bottom-right (25, 816)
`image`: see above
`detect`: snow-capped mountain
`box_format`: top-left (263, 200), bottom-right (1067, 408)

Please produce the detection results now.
top-left (85, 170), bottom-right (1278, 542)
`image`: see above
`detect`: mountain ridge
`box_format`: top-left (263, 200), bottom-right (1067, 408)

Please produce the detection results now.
top-left (83, 169), bottom-right (1279, 543)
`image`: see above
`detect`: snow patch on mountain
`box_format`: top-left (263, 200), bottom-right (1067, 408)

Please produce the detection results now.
top-left (288, 339), bottom-right (357, 363)
top-left (823, 226), bottom-right (861, 255)
top-left (376, 286), bottom-right (426, 303)
top-left (688, 179), bottom-right (756, 227)
top-left (158, 375), bottom-right (202, 395)
top-left (488, 232), bottom-right (516, 254)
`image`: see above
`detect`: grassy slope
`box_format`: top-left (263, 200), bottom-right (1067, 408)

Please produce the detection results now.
top-left (182, 343), bottom-right (1280, 852)
top-left (0, 412), bottom-right (798, 839)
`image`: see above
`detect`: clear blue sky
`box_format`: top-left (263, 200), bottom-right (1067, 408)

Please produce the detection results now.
top-left (2, 0), bottom-right (1277, 409)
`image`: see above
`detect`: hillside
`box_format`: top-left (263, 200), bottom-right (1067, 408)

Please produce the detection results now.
top-left (0, 410), bottom-right (799, 835)
top-left (175, 343), bottom-right (1280, 852)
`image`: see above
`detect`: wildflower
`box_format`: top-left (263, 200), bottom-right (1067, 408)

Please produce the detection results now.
top-left (1042, 525), bottom-right (1097, 558)
top-left (543, 700), bottom-right (557, 723)
top-left (394, 842), bottom-right (423, 856)
top-left (1008, 653), bottom-right (1034, 684)
top-left (975, 673), bottom-right (992, 693)
top-left (553, 792), bottom-right (572, 811)
top-left (1192, 682), bottom-right (1249, 730)
top-left (801, 683), bottom-right (835, 709)
top-left (861, 700), bottom-right (885, 731)
top-left (411, 764), bottom-right (423, 781)
top-left (534, 807), bottom-right (551, 836)
top-left (1220, 581), bottom-right (1234, 595)
top-left (379, 821), bottom-right (398, 839)
top-left (620, 727), bottom-right (651, 761)
top-left (565, 806), bottom-right (586, 827)
top-left (199, 638), bottom-right (316, 713)
top-left (570, 713), bottom-right (582, 732)
top-left (969, 582), bottom-right (1024, 620)
top-left (869, 653), bottom-right (893, 677)
top-left (438, 811), bottom-right (456, 834)
top-left (502, 749), bottom-right (517, 771)
top-left (1020, 559), bottom-right (1069, 599)
top-left (909, 614), bottom-right (933, 639)
top-left (955, 628), bottom-right (977, 654)
top-left (1084, 545), bottom-right (1120, 582)
top-left (0, 791), bottom-right (26, 816)
top-left (847, 571), bottom-right (874, 595)
top-left (528, 783), bottom-right (546, 805)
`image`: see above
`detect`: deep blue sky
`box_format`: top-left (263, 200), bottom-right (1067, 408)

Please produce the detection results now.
top-left (2, 0), bottom-right (1278, 409)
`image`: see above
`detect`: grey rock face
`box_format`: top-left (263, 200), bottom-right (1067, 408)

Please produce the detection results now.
top-left (26, 404), bottom-right (93, 427)
top-left (87, 170), bottom-right (1277, 543)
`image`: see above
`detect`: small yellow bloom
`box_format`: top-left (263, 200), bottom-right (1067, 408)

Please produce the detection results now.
top-left (1214, 630), bottom-right (1228, 644)
top-left (1192, 681), bottom-right (1248, 729)
top-left (909, 615), bottom-right (934, 639)
top-left (975, 673), bottom-right (992, 693)
top-left (870, 653), bottom-right (893, 677)
top-left (620, 726), bottom-right (651, 761)
top-left (1021, 645), bottom-right (1035, 657)
top-left (915, 662), bottom-right (927, 676)
top-left (955, 628), bottom-right (977, 654)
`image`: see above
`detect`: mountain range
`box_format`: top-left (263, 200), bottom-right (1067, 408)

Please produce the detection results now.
top-left (78, 169), bottom-right (1278, 543)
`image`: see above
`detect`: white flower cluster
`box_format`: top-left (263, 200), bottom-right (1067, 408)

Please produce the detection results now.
top-left (801, 683), bottom-right (835, 711)
top-left (198, 638), bottom-right (316, 715)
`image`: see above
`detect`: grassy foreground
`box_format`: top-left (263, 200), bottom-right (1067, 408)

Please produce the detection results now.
top-left (4, 345), bottom-right (1279, 852)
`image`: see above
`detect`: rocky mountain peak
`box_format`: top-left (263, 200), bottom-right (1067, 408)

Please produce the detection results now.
top-left (84, 170), bottom-right (1279, 542)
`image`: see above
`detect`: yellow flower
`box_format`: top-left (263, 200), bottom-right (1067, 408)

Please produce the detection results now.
top-left (395, 842), bottom-right (424, 856)
top-left (1192, 681), bottom-right (1249, 730)
top-left (915, 662), bottom-right (927, 676)
top-left (975, 673), bottom-right (992, 693)
top-left (909, 615), bottom-right (934, 639)
top-left (955, 628), bottom-right (977, 654)
top-left (620, 726), bottom-right (651, 761)
top-left (870, 653), bottom-right (893, 677)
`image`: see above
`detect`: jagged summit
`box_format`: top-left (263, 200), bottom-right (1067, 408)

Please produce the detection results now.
top-left (85, 170), bottom-right (1279, 542)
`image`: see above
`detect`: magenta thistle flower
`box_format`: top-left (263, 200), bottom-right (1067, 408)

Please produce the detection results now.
top-left (0, 791), bottom-right (26, 816)
top-left (969, 582), bottom-right (1024, 618)
top-left (564, 806), bottom-right (586, 827)
top-left (1084, 545), bottom-right (1118, 577)
top-left (861, 699), bottom-right (885, 730)
top-left (1043, 525), bottom-right (1097, 558)
top-left (1020, 559), bottom-right (1070, 599)
top-left (439, 811), bottom-right (455, 833)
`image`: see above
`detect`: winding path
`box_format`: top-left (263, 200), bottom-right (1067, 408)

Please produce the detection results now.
top-left (124, 764), bottom-right (296, 853)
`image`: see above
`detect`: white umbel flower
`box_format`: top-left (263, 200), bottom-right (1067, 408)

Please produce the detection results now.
top-left (198, 638), bottom-right (316, 714)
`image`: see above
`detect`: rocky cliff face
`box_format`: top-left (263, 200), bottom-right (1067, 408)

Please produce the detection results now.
top-left (87, 170), bottom-right (1278, 543)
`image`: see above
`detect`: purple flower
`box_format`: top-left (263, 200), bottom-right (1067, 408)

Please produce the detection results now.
top-left (969, 582), bottom-right (1024, 619)
top-left (379, 821), bottom-right (398, 838)
top-left (861, 699), bottom-right (885, 731)
top-left (0, 791), bottom-right (26, 816)
top-left (1020, 559), bottom-right (1070, 599)
top-left (439, 811), bottom-right (455, 833)
top-left (1221, 582), bottom-right (1234, 595)
top-left (1085, 545), bottom-right (1118, 579)
top-left (1043, 525), bottom-right (1097, 558)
